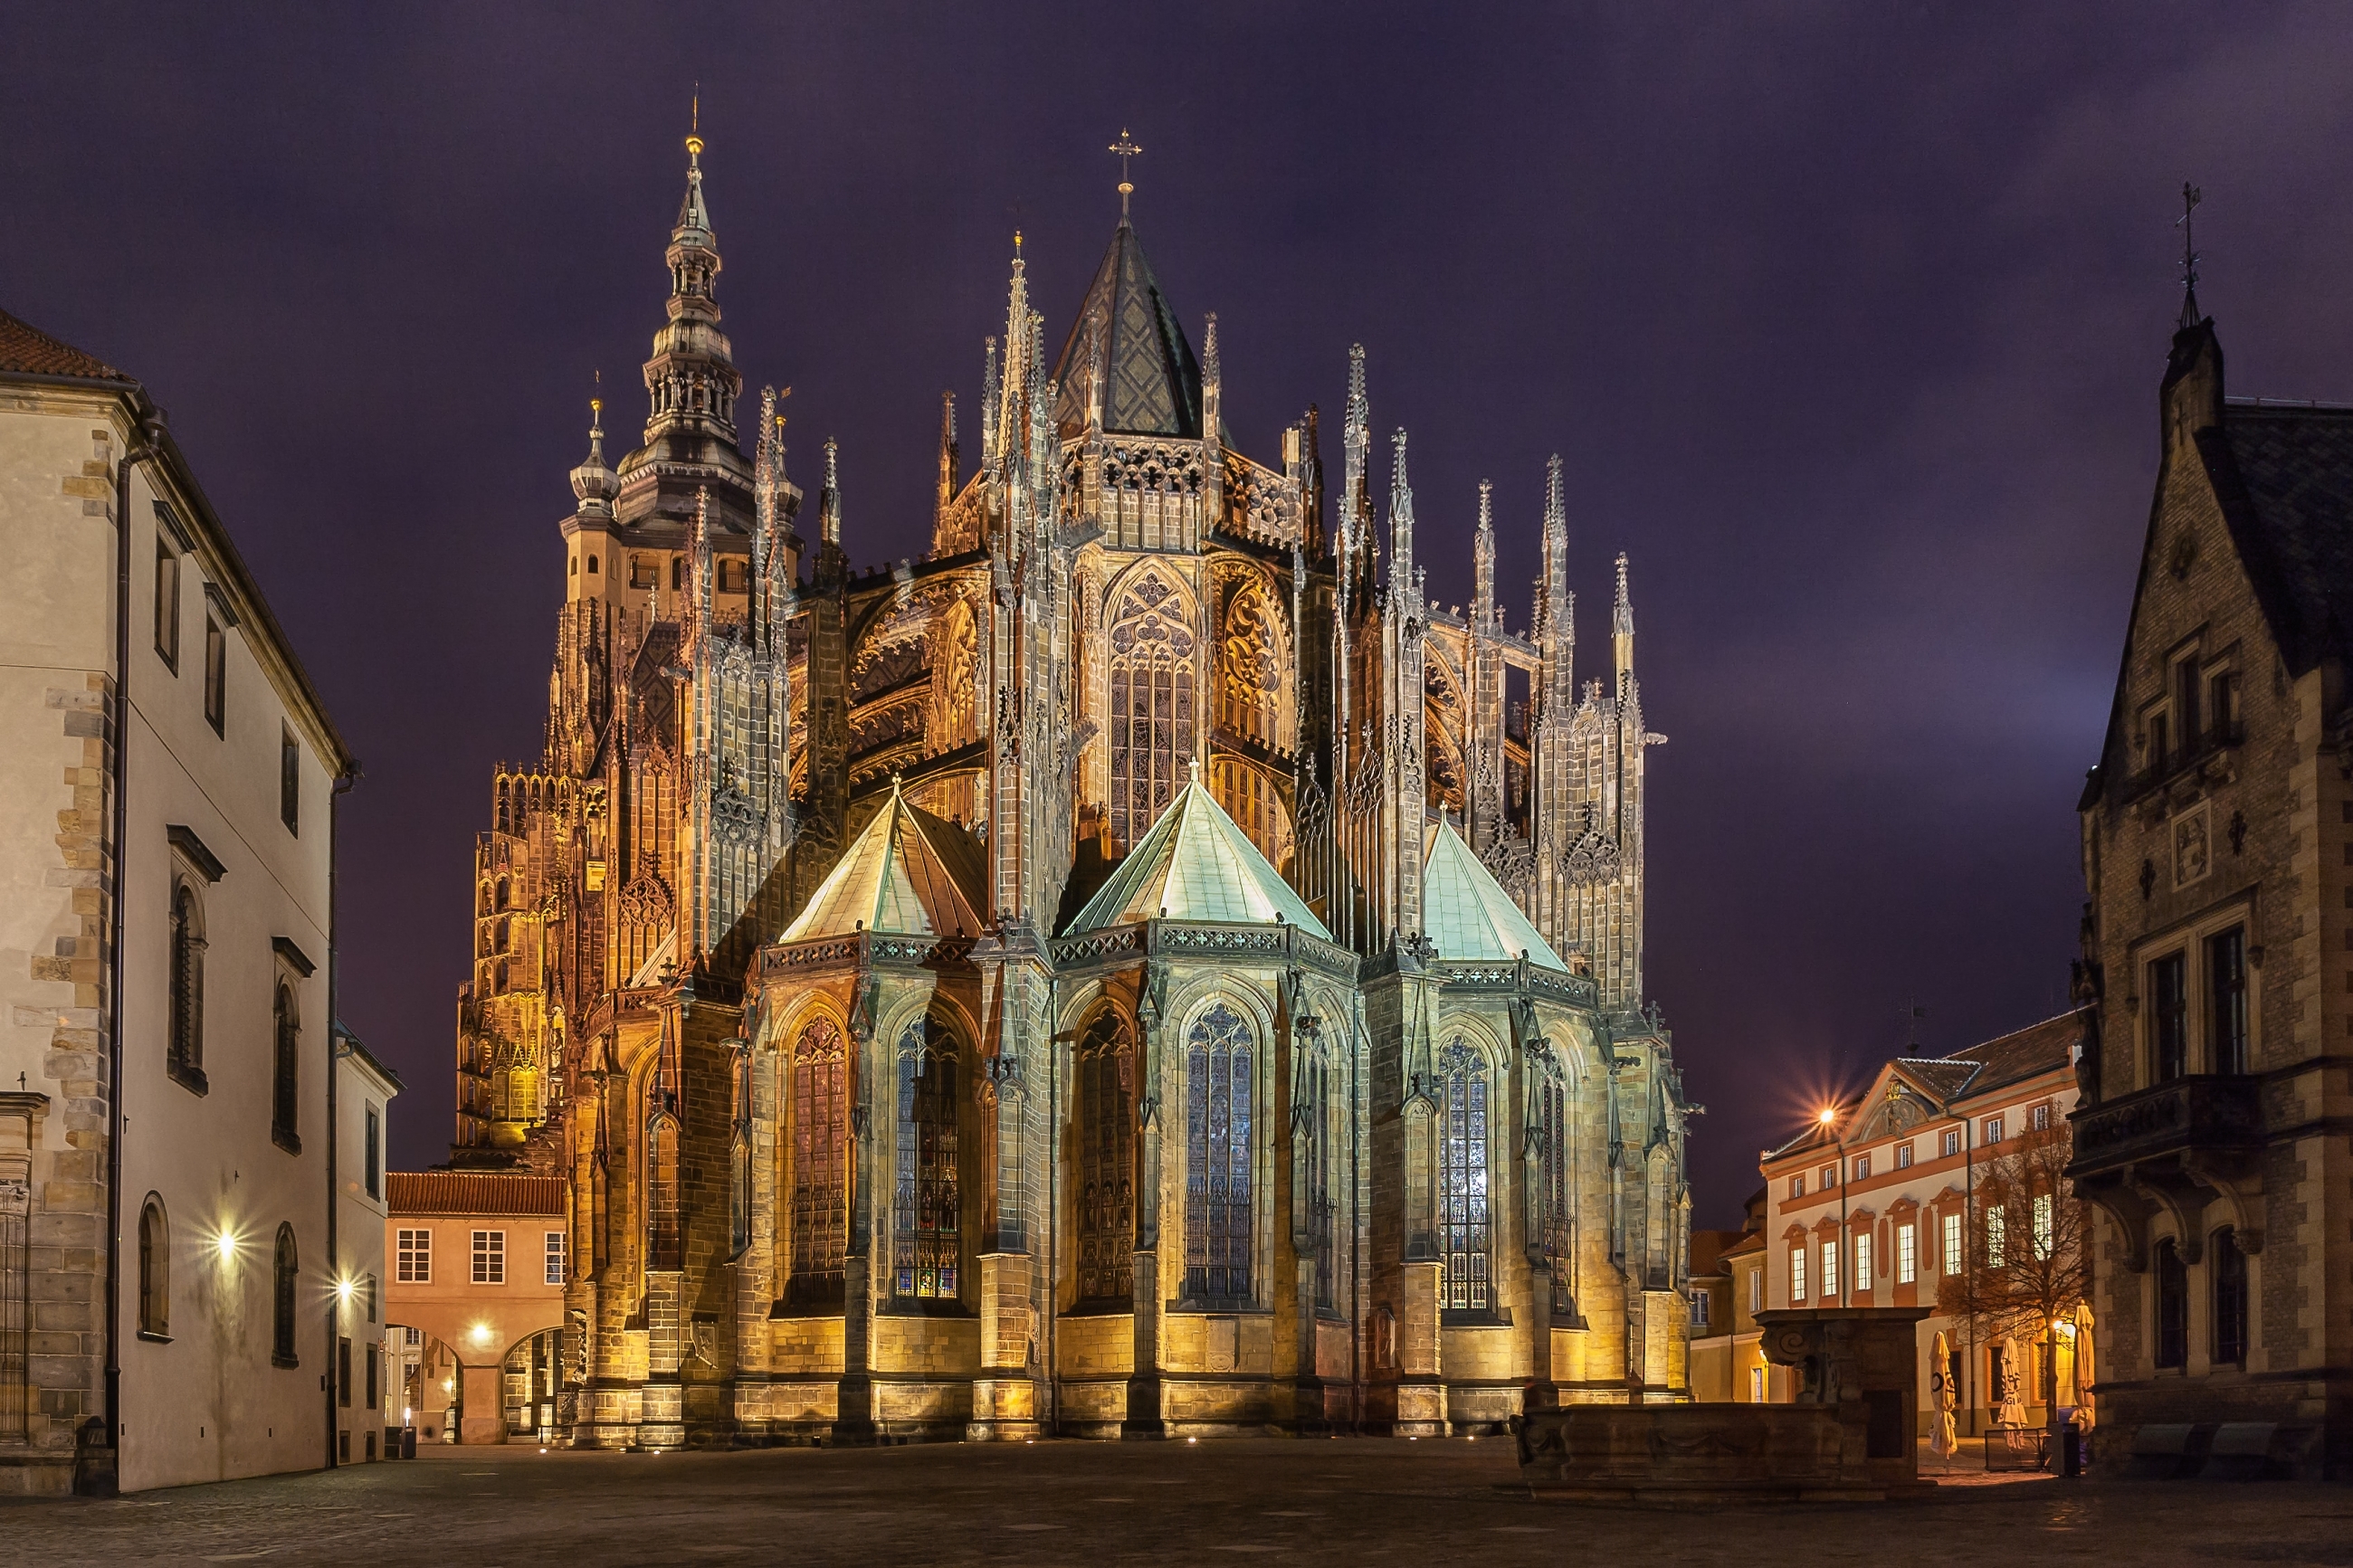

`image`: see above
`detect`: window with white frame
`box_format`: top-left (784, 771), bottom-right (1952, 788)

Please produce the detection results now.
top-left (545, 1230), bottom-right (567, 1286)
top-left (1748, 1365), bottom-right (1766, 1402)
top-left (2032, 1194), bottom-right (2053, 1260)
top-left (395, 1228), bottom-right (431, 1283)
top-left (1748, 1265), bottom-right (1763, 1316)
top-left (1690, 1289), bottom-right (1710, 1330)
top-left (1895, 1142), bottom-right (1914, 1170)
top-left (1984, 1116), bottom-right (2005, 1145)
top-left (1941, 1212), bottom-right (1963, 1276)
top-left (1789, 1174), bottom-right (1805, 1200)
top-left (1942, 1129), bottom-right (1961, 1158)
top-left (472, 1229), bottom-right (505, 1285)
top-left (1853, 1230), bottom-right (1872, 1289)
top-left (1853, 1153), bottom-right (1872, 1181)
top-left (1986, 1207), bottom-right (2007, 1269)
top-left (1821, 1239), bottom-right (1840, 1298)
top-left (1820, 1164), bottom-right (1838, 1190)
top-left (2032, 1103), bottom-right (2051, 1132)
top-left (1897, 1222), bottom-right (1918, 1284)
top-left (1790, 1246), bottom-right (1808, 1301)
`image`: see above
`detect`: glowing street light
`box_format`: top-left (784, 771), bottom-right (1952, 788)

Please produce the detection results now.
top-left (470, 1323), bottom-right (494, 1346)
top-left (1816, 1107), bottom-right (1838, 1126)
top-left (215, 1230), bottom-right (236, 1259)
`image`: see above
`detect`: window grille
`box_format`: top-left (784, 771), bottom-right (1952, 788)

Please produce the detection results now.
top-left (545, 1231), bottom-right (566, 1287)
top-left (472, 1229), bottom-right (505, 1285)
top-left (1184, 1003), bottom-right (1254, 1303)
top-left (1106, 572), bottom-right (1196, 852)
top-left (1075, 1014), bottom-right (1137, 1304)
top-left (1436, 1041), bottom-right (1491, 1313)
top-left (891, 1019), bottom-right (960, 1300)
top-left (396, 1228), bottom-right (431, 1283)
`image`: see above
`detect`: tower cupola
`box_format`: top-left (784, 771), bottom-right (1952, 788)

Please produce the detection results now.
top-left (570, 396), bottom-right (619, 517)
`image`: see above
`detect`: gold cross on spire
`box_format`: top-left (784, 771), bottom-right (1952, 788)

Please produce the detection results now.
top-left (1109, 128), bottom-right (1143, 216)
top-left (687, 81), bottom-right (704, 162)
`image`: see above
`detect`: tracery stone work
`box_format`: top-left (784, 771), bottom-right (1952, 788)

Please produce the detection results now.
top-left (443, 140), bottom-right (1691, 1448)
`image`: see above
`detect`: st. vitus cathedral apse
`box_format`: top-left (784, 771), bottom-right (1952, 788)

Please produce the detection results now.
top-left (451, 130), bottom-right (1696, 1445)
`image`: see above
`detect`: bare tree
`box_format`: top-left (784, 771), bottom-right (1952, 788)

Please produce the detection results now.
top-left (1935, 1117), bottom-right (2091, 1413)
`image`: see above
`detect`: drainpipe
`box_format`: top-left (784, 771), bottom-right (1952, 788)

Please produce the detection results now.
top-left (102, 395), bottom-right (165, 1492)
top-left (324, 771), bottom-right (358, 1466)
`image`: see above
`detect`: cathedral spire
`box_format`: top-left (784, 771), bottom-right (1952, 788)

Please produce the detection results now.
top-left (1200, 313), bottom-right (1221, 446)
top-left (1341, 344), bottom-right (1371, 584)
top-left (1387, 428), bottom-right (1415, 603)
top-left (632, 119), bottom-right (742, 464)
top-left (570, 390), bottom-right (618, 517)
top-left (1472, 480), bottom-right (1496, 633)
top-left (2176, 179), bottom-right (2205, 331)
top-left (935, 392), bottom-right (959, 524)
top-left (819, 437), bottom-right (843, 548)
top-left (1613, 550), bottom-right (1635, 692)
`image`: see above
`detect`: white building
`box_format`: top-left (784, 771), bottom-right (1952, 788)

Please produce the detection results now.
top-left (1, 308), bottom-right (360, 1493)
top-left (333, 1028), bottom-right (402, 1464)
top-left (1758, 1014), bottom-right (2085, 1435)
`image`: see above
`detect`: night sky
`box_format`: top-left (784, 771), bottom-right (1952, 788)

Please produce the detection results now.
top-left (8, 4), bottom-right (2352, 1222)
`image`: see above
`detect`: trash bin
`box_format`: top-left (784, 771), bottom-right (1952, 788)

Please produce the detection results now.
top-left (400, 1426), bottom-right (417, 1461)
top-left (2060, 1425), bottom-right (2085, 1477)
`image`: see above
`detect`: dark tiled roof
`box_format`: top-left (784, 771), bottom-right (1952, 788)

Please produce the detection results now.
top-left (2201, 404), bottom-right (2353, 676)
top-left (387, 1171), bottom-right (566, 1217)
top-left (1925, 1011), bottom-right (2083, 1100)
top-left (0, 308), bottom-right (130, 382)
top-left (1049, 218), bottom-right (1204, 441)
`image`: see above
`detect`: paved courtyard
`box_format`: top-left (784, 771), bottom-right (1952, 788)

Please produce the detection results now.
top-left (4, 1438), bottom-right (2348, 1566)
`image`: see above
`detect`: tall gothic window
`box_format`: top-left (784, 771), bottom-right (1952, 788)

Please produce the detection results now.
top-left (1185, 1002), bottom-right (1253, 1304)
top-left (168, 880), bottom-right (205, 1084)
top-left (1216, 582), bottom-right (1285, 748)
top-left (138, 1196), bottom-right (169, 1338)
top-left (892, 1019), bottom-right (959, 1301)
top-left (1299, 1046), bottom-right (1338, 1312)
top-left (645, 1112), bottom-right (681, 1271)
top-left (271, 1223), bottom-right (300, 1367)
top-left (271, 983), bottom-right (300, 1151)
top-left (1075, 1013), bottom-right (1136, 1305)
top-left (1438, 1041), bottom-right (1492, 1313)
top-left (2213, 1227), bottom-right (2249, 1365)
top-left (789, 1020), bottom-right (847, 1306)
top-left (2154, 1238), bottom-right (2188, 1369)
top-left (1534, 1069), bottom-right (1574, 1314)
top-left (1107, 572), bottom-right (1196, 852)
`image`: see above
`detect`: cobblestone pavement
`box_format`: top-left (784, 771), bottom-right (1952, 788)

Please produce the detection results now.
top-left (4, 1438), bottom-right (2349, 1566)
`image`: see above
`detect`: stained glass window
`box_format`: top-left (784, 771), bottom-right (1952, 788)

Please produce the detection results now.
top-left (790, 1020), bottom-right (847, 1304)
top-left (1535, 1071), bottom-right (1573, 1313)
top-left (1076, 1013), bottom-right (1136, 1304)
top-left (1438, 1041), bottom-right (1491, 1313)
top-left (1107, 572), bottom-right (1196, 852)
top-left (1185, 1003), bottom-right (1253, 1303)
top-left (892, 1019), bottom-right (959, 1300)
top-left (1300, 1050), bottom-right (1337, 1311)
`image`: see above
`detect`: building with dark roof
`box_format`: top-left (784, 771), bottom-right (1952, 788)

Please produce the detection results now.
top-left (1, 307), bottom-right (367, 1492)
top-left (1750, 1014), bottom-right (2086, 1435)
top-left (2070, 287), bottom-right (2353, 1478)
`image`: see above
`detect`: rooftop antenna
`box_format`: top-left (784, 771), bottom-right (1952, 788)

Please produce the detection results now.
top-left (2177, 180), bottom-right (2204, 330)
top-left (1109, 128), bottom-right (1143, 218)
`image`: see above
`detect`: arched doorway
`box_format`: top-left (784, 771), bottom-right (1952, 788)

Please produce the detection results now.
top-left (501, 1327), bottom-right (566, 1443)
top-left (385, 1325), bottom-right (461, 1445)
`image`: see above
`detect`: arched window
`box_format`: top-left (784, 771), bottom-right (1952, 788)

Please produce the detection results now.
top-left (138, 1196), bottom-right (169, 1337)
top-left (1184, 1002), bottom-right (1253, 1304)
top-left (891, 1017), bottom-right (959, 1301)
top-left (1437, 1041), bottom-right (1492, 1313)
top-left (788, 1020), bottom-right (847, 1306)
top-left (1298, 1041), bottom-right (1338, 1312)
top-left (645, 1112), bottom-right (681, 1271)
top-left (497, 877), bottom-right (511, 909)
top-left (2154, 1238), bottom-right (2188, 1369)
top-left (1216, 581), bottom-right (1286, 748)
top-left (272, 1223), bottom-right (300, 1367)
top-left (1533, 1068), bottom-right (1574, 1314)
top-left (167, 881), bottom-right (205, 1082)
top-left (495, 918), bottom-right (510, 954)
top-left (2213, 1228), bottom-right (2249, 1365)
top-left (1106, 571), bottom-right (1196, 852)
top-left (1075, 1012), bottom-right (1136, 1305)
top-left (271, 984), bottom-right (300, 1151)
top-left (477, 882), bottom-right (492, 917)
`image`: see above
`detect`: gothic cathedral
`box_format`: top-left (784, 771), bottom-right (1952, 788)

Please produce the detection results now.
top-left (450, 134), bottom-right (1696, 1444)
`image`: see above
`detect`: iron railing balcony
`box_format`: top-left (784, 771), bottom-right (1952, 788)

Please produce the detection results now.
top-left (2066, 1072), bottom-right (2262, 1180)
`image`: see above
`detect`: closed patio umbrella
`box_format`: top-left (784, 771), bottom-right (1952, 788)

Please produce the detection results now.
top-left (1929, 1330), bottom-right (1958, 1459)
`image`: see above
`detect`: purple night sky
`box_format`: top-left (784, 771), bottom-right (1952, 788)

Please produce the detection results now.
top-left (8, 3), bottom-right (2352, 1221)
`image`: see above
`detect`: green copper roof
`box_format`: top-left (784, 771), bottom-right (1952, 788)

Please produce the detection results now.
top-left (1066, 764), bottom-right (1329, 937)
top-left (779, 780), bottom-right (986, 942)
top-left (1421, 819), bottom-right (1568, 971)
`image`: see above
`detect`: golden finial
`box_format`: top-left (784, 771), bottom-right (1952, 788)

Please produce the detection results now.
top-left (686, 82), bottom-right (704, 162)
top-left (1109, 128), bottom-right (1143, 217)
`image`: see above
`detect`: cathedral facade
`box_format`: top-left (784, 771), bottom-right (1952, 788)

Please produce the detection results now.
top-left (448, 135), bottom-right (1695, 1444)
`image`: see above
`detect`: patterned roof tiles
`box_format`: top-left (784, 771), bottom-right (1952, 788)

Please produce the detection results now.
top-left (778, 779), bottom-right (986, 943)
top-left (0, 308), bottom-right (130, 382)
top-left (1065, 763), bottom-right (1327, 936)
top-left (386, 1171), bottom-right (566, 1217)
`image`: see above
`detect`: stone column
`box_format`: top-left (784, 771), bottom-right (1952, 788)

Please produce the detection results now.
top-left (1124, 974), bottom-right (1166, 1438)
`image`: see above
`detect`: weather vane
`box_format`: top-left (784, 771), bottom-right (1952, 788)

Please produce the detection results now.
top-left (688, 81), bottom-right (704, 161)
top-left (2177, 180), bottom-right (2203, 327)
top-left (1109, 128), bottom-right (1143, 216)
